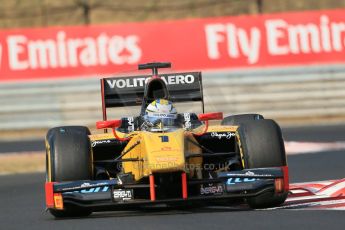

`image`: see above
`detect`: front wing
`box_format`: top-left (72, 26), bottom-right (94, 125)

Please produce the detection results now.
top-left (45, 166), bottom-right (288, 211)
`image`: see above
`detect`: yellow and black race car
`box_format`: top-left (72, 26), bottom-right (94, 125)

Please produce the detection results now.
top-left (45, 62), bottom-right (289, 218)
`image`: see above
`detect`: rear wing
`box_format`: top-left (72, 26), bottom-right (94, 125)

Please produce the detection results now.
top-left (100, 72), bottom-right (204, 121)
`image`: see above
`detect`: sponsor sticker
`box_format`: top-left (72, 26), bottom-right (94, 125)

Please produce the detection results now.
top-left (106, 75), bottom-right (195, 89)
top-left (210, 132), bottom-right (236, 139)
top-left (91, 139), bottom-right (111, 147)
top-left (127, 116), bottom-right (134, 132)
top-left (160, 146), bottom-right (172, 151)
top-left (112, 189), bottom-right (134, 202)
top-left (184, 113), bottom-right (192, 129)
top-left (226, 177), bottom-right (259, 185)
top-left (226, 171), bottom-right (274, 178)
top-left (155, 156), bottom-right (178, 162)
top-left (63, 186), bottom-right (110, 194)
top-left (61, 182), bottom-right (109, 191)
top-left (159, 135), bottom-right (169, 142)
top-left (148, 113), bottom-right (177, 118)
top-left (200, 184), bottom-right (224, 195)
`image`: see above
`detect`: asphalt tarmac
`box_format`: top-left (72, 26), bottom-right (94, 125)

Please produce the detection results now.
top-left (0, 125), bottom-right (344, 230)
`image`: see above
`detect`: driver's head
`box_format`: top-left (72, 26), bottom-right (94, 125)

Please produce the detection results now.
top-left (146, 99), bottom-right (176, 115)
top-left (144, 99), bottom-right (178, 130)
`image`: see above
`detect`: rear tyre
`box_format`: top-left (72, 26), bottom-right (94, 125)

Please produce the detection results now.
top-left (46, 126), bottom-right (93, 218)
top-left (237, 119), bottom-right (288, 209)
top-left (221, 114), bottom-right (264, 126)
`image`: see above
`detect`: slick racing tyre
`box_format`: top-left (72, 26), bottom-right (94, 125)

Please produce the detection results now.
top-left (237, 119), bottom-right (288, 209)
top-left (221, 114), bottom-right (264, 126)
top-left (45, 126), bottom-right (93, 218)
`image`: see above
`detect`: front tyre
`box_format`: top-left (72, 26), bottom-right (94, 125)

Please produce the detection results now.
top-left (45, 126), bottom-right (93, 218)
top-left (237, 119), bottom-right (288, 209)
top-left (221, 114), bottom-right (264, 126)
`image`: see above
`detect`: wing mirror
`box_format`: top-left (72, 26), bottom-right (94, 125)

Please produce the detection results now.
top-left (194, 112), bottom-right (223, 136)
top-left (96, 119), bottom-right (131, 141)
top-left (198, 112), bottom-right (223, 121)
top-left (96, 120), bottom-right (122, 129)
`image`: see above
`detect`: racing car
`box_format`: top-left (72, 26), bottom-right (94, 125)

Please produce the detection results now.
top-left (45, 62), bottom-right (289, 218)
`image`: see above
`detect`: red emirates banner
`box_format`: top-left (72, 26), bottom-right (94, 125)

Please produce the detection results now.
top-left (1, 8), bottom-right (345, 81)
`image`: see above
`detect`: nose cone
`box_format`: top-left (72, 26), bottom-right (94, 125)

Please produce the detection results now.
top-left (142, 129), bottom-right (185, 173)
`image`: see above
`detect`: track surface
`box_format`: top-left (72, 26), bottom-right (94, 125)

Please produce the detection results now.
top-left (0, 125), bottom-right (344, 230)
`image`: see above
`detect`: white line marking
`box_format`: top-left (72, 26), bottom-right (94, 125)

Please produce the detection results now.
top-left (287, 194), bottom-right (330, 202)
top-left (264, 199), bottom-right (345, 210)
top-left (317, 179), bottom-right (345, 196)
top-left (285, 141), bottom-right (345, 155)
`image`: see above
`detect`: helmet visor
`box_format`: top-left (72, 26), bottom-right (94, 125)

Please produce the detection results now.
top-left (144, 113), bottom-right (182, 130)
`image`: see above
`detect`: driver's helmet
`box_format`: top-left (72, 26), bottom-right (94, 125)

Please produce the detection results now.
top-left (144, 99), bottom-right (180, 130)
